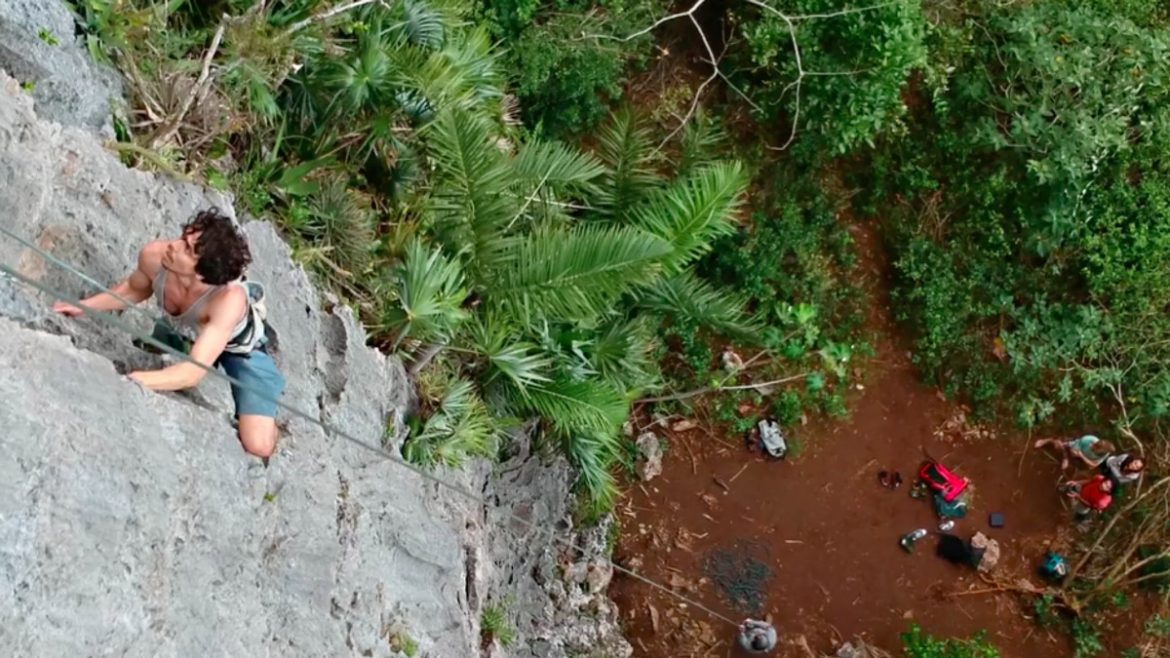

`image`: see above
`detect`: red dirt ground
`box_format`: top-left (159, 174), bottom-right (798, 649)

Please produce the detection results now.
top-left (608, 227), bottom-right (1143, 657)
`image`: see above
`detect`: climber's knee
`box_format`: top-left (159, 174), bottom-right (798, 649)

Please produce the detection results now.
top-left (238, 415), bottom-right (277, 459)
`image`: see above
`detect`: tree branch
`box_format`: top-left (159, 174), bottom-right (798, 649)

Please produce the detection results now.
top-left (584, 0), bottom-right (899, 150)
top-left (637, 372), bottom-right (809, 404)
top-left (282, 0), bottom-right (380, 37)
top-left (149, 23), bottom-right (225, 149)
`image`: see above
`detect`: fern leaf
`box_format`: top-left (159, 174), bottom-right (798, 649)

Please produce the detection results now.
top-left (512, 140), bottom-right (606, 196)
top-left (562, 431), bottom-right (620, 511)
top-left (522, 378), bottom-right (629, 437)
top-left (587, 316), bottom-right (662, 395)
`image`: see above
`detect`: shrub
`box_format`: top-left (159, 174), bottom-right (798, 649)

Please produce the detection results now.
top-left (901, 624), bottom-right (1000, 658)
top-left (729, 0), bottom-right (927, 156)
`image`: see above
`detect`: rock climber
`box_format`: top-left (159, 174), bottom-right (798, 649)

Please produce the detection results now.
top-left (736, 618), bottom-right (777, 654)
top-left (51, 208), bottom-right (285, 460)
top-left (1033, 434), bottom-right (1114, 471)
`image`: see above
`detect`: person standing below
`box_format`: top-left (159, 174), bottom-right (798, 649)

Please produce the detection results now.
top-left (736, 618), bottom-right (777, 654)
top-left (51, 208), bottom-right (285, 460)
top-left (1062, 474), bottom-right (1114, 522)
top-left (1033, 434), bottom-right (1114, 471)
top-left (1100, 453), bottom-right (1145, 488)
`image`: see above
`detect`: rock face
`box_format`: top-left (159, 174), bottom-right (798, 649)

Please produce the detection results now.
top-left (0, 61), bottom-right (630, 658)
top-left (0, 0), bottom-right (122, 136)
top-left (479, 438), bottom-right (632, 658)
top-left (0, 65), bottom-right (478, 658)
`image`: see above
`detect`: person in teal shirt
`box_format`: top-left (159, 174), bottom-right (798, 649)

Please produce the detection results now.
top-left (1033, 434), bottom-right (1114, 471)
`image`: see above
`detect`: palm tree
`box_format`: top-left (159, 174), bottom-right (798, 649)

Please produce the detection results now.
top-left (387, 107), bottom-right (757, 508)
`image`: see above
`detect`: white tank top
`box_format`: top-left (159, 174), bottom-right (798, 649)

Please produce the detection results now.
top-left (153, 269), bottom-right (250, 342)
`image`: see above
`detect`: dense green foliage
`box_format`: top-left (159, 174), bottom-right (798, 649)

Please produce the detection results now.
top-left (901, 624), bottom-right (1000, 658)
top-left (729, 0), bottom-right (927, 156)
top-left (476, 0), bottom-right (661, 137)
top-left (858, 2), bottom-right (1170, 430)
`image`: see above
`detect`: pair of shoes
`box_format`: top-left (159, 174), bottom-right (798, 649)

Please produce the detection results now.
top-left (878, 470), bottom-right (904, 489)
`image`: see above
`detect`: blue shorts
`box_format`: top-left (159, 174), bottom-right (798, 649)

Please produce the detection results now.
top-left (146, 321), bottom-right (286, 419)
top-left (217, 348), bottom-right (286, 419)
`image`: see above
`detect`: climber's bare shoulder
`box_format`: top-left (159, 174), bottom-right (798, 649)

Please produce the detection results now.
top-left (137, 241), bottom-right (168, 278)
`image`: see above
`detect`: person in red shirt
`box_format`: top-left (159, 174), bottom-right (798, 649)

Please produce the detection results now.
top-left (1062, 474), bottom-right (1114, 521)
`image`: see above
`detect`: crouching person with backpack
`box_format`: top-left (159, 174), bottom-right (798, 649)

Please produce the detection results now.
top-left (737, 619), bottom-right (778, 654)
top-left (51, 208), bottom-right (286, 460)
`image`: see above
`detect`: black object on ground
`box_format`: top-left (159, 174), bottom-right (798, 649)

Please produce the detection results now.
top-left (703, 540), bottom-right (774, 615)
top-left (989, 512), bottom-right (1005, 528)
top-left (936, 534), bottom-right (973, 565)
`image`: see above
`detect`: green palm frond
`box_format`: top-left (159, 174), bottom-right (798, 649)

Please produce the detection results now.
top-left (380, 238), bottom-right (470, 345)
top-left (521, 377), bottom-right (628, 438)
top-left (393, 28), bottom-right (502, 117)
top-left (424, 109), bottom-right (517, 270)
top-left (561, 431), bottom-right (620, 511)
top-left (487, 225), bottom-right (671, 323)
top-left (303, 176), bottom-right (376, 276)
top-left (677, 110), bottom-right (729, 176)
top-left (404, 377), bottom-right (503, 468)
top-left (396, 0), bottom-right (445, 48)
top-left (318, 30), bottom-right (396, 117)
top-left (466, 314), bottom-right (555, 393)
top-left (637, 271), bottom-right (762, 340)
top-left (630, 162), bottom-right (748, 273)
top-left (439, 27), bottom-right (503, 103)
top-left (587, 316), bottom-right (661, 395)
top-left (511, 140), bottom-right (606, 197)
top-left (594, 108), bottom-right (662, 221)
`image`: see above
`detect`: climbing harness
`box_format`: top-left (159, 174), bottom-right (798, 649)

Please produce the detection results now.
top-left (0, 223), bottom-right (744, 630)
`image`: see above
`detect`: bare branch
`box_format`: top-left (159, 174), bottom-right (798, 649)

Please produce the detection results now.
top-left (585, 0), bottom-right (902, 150)
top-left (637, 372), bottom-right (809, 404)
top-left (282, 0), bottom-right (380, 37)
top-left (149, 24), bottom-right (225, 149)
top-left (627, 0), bottom-right (707, 42)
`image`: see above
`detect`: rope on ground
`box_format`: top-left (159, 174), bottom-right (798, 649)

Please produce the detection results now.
top-left (0, 224), bottom-right (741, 629)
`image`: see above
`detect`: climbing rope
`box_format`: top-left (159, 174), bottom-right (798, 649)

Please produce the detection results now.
top-left (0, 223), bottom-right (742, 629)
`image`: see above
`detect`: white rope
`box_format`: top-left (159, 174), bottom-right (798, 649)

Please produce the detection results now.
top-left (0, 224), bottom-right (741, 628)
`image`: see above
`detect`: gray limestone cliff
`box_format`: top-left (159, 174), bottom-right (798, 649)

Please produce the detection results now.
top-left (0, 22), bottom-right (630, 658)
top-left (0, 0), bottom-right (122, 137)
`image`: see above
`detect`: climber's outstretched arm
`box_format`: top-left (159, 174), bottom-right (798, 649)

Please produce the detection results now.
top-left (51, 243), bottom-right (162, 315)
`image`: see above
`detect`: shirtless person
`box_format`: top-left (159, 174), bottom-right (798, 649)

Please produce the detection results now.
top-left (51, 208), bottom-right (285, 459)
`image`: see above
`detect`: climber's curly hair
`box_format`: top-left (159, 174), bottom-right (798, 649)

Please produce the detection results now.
top-left (181, 208), bottom-right (251, 285)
